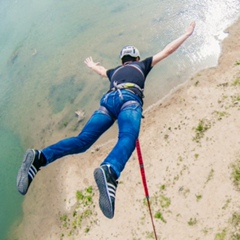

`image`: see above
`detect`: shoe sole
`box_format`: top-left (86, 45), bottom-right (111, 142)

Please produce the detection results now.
top-left (16, 149), bottom-right (35, 195)
top-left (94, 167), bottom-right (114, 219)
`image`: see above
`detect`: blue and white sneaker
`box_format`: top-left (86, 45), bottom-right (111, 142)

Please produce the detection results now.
top-left (17, 149), bottom-right (43, 195)
top-left (94, 165), bottom-right (118, 219)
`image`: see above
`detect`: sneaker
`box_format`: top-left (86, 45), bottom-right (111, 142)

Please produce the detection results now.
top-left (94, 165), bottom-right (118, 219)
top-left (16, 149), bottom-right (43, 195)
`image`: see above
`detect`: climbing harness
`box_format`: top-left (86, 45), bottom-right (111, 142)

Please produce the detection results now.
top-left (136, 139), bottom-right (158, 240)
top-left (109, 61), bottom-right (146, 99)
top-left (111, 81), bottom-right (144, 93)
top-left (110, 81), bottom-right (144, 99)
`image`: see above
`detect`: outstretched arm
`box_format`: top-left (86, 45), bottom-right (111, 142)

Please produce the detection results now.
top-left (152, 21), bottom-right (196, 67)
top-left (84, 56), bottom-right (108, 78)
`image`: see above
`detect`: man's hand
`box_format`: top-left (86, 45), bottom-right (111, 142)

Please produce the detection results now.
top-left (152, 21), bottom-right (196, 67)
top-left (84, 56), bottom-right (99, 69)
top-left (84, 56), bottom-right (108, 78)
top-left (185, 21), bottom-right (196, 37)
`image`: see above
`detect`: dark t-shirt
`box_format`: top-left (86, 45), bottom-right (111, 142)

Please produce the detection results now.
top-left (106, 57), bottom-right (153, 98)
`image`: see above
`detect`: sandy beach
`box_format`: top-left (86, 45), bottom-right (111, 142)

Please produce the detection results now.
top-left (10, 18), bottom-right (240, 240)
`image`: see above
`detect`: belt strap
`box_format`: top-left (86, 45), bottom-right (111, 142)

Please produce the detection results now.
top-left (111, 81), bottom-right (144, 93)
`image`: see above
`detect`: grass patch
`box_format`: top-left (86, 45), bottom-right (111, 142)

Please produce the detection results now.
top-left (215, 229), bottom-right (227, 240)
top-left (193, 119), bottom-right (211, 142)
top-left (194, 153), bottom-right (199, 159)
top-left (213, 111), bottom-right (230, 120)
top-left (142, 191), bottom-right (171, 226)
top-left (59, 186), bottom-right (96, 239)
top-left (205, 168), bottom-right (214, 185)
top-left (222, 198), bottom-right (231, 210)
top-left (159, 195), bottom-right (171, 208)
top-left (160, 184), bottom-right (166, 191)
top-left (235, 60), bottom-right (240, 66)
top-left (232, 77), bottom-right (240, 86)
top-left (231, 160), bottom-right (240, 190)
top-left (231, 212), bottom-right (240, 239)
top-left (188, 218), bottom-right (197, 226)
top-left (195, 194), bottom-right (202, 201)
top-left (231, 212), bottom-right (240, 228)
top-left (232, 234), bottom-right (240, 240)
top-left (154, 211), bottom-right (167, 223)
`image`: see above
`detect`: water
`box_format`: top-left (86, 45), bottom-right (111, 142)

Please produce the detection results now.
top-left (0, 0), bottom-right (239, 238)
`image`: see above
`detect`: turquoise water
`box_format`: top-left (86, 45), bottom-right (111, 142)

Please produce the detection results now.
top-left (0, 0), bottom-right (239, 238)
top-left (0, 128), bottom-right (23, 238)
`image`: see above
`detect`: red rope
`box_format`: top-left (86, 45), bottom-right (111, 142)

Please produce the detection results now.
top-left (136, 139), bottom-right (158, 240)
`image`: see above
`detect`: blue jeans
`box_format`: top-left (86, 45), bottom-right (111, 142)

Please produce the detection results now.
top-left (42, 90), bottom-right (143, 178)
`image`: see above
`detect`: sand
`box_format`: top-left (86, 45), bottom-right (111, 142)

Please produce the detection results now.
top-left (10, 18), bottom-right (240, 240)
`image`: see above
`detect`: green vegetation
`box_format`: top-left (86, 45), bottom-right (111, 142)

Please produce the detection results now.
top-left (235, 96), bottom-right (240, 102)
top-left (213, 111), bottom-right (230, 120)
top-left (231, 160), bottom-right (240, 190)
top-left (159, 195), bottom-right (171, 208)
top-left (222, 198), bottom-right (231, 210)
top-left (154, 211), bottom-right (167, 223)
top-left (188, 218), bottom-right (197, 226)
top-left (59, 186), bottom-right (96, 239)
top-left (217, 82), bottom-right (229, 87)
top-left (231, 212), bottom-right (240, 229)
top-left (142, 189), bottom-right (171, 226)
top-left (160, 184), bottom-right (166, 191)
top-left (214, 229), bottom-right (227, 240)
top-left (205, 169), bottom-right (214, 185)
top-left (194, 153), bottom-right (199, 159)
top-left (194, 80), bottom-right (200, 86)
top-left (193, 119), bottom-right (211, 142)
top-left (76, 186), bottom-right (94, 205)
top-left (232, 77), bottom-right (240, 86)
top-left (145, 231), bottom-right (155, 239)
top-left (227, 158), bottom-right (240, 239)
top-left (195, 194), bottom-right (202, 201)
top-left (232, 234), bottom-right (240, 240)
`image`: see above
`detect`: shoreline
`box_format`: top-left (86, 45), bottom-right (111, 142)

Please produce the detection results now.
top-left (10, 17), bottom-right (240, 240)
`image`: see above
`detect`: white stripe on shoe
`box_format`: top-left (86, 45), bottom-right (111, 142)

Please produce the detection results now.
top-left (94, 165), bottom-right (118, 219)
top-left (28, 165), bottom-right (38, 180)
top-left (107, 183), bottom-right (116, 199)
top-left (17, 149), bottom-right (39, 195)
